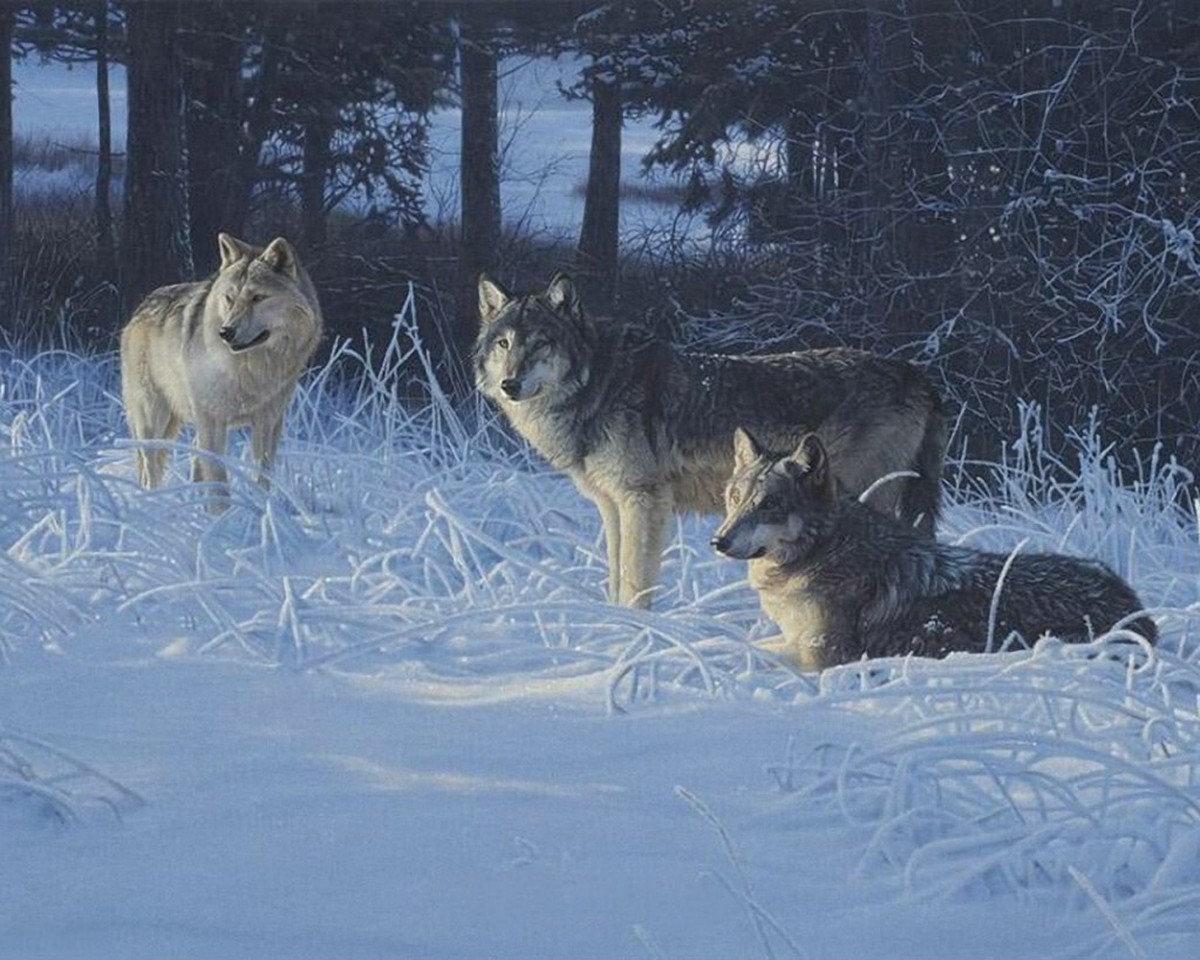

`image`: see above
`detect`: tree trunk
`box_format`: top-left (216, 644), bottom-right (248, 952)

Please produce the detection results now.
top-left (122, 0), bottom-right (193, 307)
top-left (94, 0), bottom-right (116, 288)
top-left (0, 2), bottom-right (13, 329)
top-left (182, 1), bottom-right (246, 273)
top-left (576, 71), bottom-right (621, 312)
top-left (228, 8), bottom-right (288, 239)
top-left (300, 107), bottom-right (335, 255)
top-left (456, 16), bottom-right (501, 378)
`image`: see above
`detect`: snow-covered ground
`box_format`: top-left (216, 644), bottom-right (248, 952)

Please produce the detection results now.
top-left (2, 295), bottom-right (1198, 959)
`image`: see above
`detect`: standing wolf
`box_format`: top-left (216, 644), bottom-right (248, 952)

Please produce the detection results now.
top-left (712, 430), bottom-right (1157, 670)
top-left (120, 233), bottom-right (323, 497)
top-left (475, 273), bottom-right (946, 608)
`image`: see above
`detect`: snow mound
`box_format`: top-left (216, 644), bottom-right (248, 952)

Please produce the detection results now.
top-left (1, 728), bottom-right (145, 827)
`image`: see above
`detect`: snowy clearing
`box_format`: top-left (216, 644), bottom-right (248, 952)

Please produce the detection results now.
top-left (1, 291), bottom-right (1198, 959)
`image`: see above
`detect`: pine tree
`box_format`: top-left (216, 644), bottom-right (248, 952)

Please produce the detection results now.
top-left (121, 0), bottom-right (192, 305)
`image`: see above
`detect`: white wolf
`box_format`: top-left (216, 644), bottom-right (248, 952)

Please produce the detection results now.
top-left (119, 233), bottom-right (323, 498)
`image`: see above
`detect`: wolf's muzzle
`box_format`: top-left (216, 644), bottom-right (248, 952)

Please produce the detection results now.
top-left (500, 378), bottom-right (523, 400)
top-left (711, 534), bottom-right (767, 560)
top-left (220, 326), bottom-right (271, 352)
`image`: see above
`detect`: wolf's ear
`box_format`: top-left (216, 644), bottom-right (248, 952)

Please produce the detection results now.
top-left (478, 275), bottom-right (511, 324)
top-left (217, 233), bottom-right (258, 270)
top-left (733, 427), bottom-right (765, 469)
top-left (785, 434), bottom-right (829, 490)
top-left (544, 272), bottom-right (582, 320)
top-left (260, 237), bottom-right (301, 280)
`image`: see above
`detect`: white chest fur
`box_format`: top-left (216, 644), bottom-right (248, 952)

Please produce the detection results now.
top-left (749, 560), bottom-right (831, 668)
top-left (500, 399), bottom-right (580, 469)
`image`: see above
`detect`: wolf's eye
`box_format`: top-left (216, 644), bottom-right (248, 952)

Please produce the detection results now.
top-left (224, 291), bottom-right (235, 305)
top-left (250, 293), bottom-right (267, 304)
top-left (496, 337), bottom-right (510, 350)
top-left (728, 489), bottom-right (742, 506)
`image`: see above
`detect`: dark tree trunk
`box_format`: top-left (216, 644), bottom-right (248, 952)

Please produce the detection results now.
top-left (94, 0), bottom-right (116, 287)
top-left (182, 1), bottom-right (245, 272)
top-left (228, 8), bottom-right (287, 239)
top-left (122, 0), bottom-right (193, 307)
top-left (0, 1), bottom-right (13, 328)
top-left (576, 72), bottom-right (621, 312)
top-left (456, 16), bottom-right (501, 376)
top-left (765, 108), bottom-right (811, 238)
top-left (300, 107), bottom-right (335, 255)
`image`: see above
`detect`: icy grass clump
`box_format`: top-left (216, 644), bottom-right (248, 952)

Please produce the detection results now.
top-left (766, 637), bottom-right (1200, 954)
top-left (943, 400), bottom-right (1198, 616)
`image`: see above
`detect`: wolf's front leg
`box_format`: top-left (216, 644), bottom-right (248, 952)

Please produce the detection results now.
top-left (572, 474), bottom-right (623, 603)
top-left (192, 417), bottom-right (231, 508)
top-left (616, 488), bottom-right (673, 608)
top-left (591, 492), bottom-right (622, 604)
top-left (787, 622), bottom-right (857, 673)
top-left (250, 408), bottom-right (285, 490)
top-left (121, 367), bottom-right (179, 488)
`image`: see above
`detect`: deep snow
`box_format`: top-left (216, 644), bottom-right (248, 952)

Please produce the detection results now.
top-left (1, 299), bottom-right (1198, 959)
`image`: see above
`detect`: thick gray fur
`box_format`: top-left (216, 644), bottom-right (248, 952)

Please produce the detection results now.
top-left (713, 431), bottom-right (1157, 670)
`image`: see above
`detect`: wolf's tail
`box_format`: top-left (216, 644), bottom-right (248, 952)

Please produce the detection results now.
top-left (899, 400), bottom-right (946, 538)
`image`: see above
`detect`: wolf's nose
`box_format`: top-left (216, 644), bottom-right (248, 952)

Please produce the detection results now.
top-left (500, 378), bottom-right (522, 399)
top-left (710, 535), bottom-right (730, 554)
top-left (218, 326), bottom-right (236, 342)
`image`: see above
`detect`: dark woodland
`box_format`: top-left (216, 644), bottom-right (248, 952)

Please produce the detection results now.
top-left (2, 0), bottom-right (1198, 475)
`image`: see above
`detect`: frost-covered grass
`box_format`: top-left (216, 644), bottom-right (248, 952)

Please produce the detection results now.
top-left (2, 289), bottom-right (1199, 958)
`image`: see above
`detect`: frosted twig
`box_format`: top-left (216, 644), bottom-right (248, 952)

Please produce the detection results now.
top-left (986, 538), bottom-right (1028, 653)
top-left (1068, 865), bottom-right (1149, 960)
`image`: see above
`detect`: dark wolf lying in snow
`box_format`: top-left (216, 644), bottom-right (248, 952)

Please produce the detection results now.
top-left (712, 430), bottom-right (1157, 671)
top-left (474, 273), bottom-right (946, 608)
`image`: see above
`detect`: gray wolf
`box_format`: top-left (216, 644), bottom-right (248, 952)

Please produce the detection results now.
top-left (475, 272), bottom-right (945, 608)
top-left (120, 233), bottom-right (323, 498)
top-left (712, 430), bottom-right (1157, 670)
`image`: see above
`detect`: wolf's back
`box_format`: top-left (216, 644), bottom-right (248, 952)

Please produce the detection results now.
top-left (936, 548), bottom-right (1157, 648)
top-left (122, 279), bottom-right (212, 344)
top-left (675, 347), bottom-right (945, 532)
top-left (669, 347), bottom-right (926, 434)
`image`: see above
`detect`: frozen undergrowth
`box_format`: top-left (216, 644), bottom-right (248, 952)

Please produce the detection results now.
top-left (768, 639), bottom-right (1200, 953)
top-left (2, 289), bottom-right (1199, 952)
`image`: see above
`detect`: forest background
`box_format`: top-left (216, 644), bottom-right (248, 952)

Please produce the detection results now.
top-left (1, 0), bottom-right (1198, 472)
